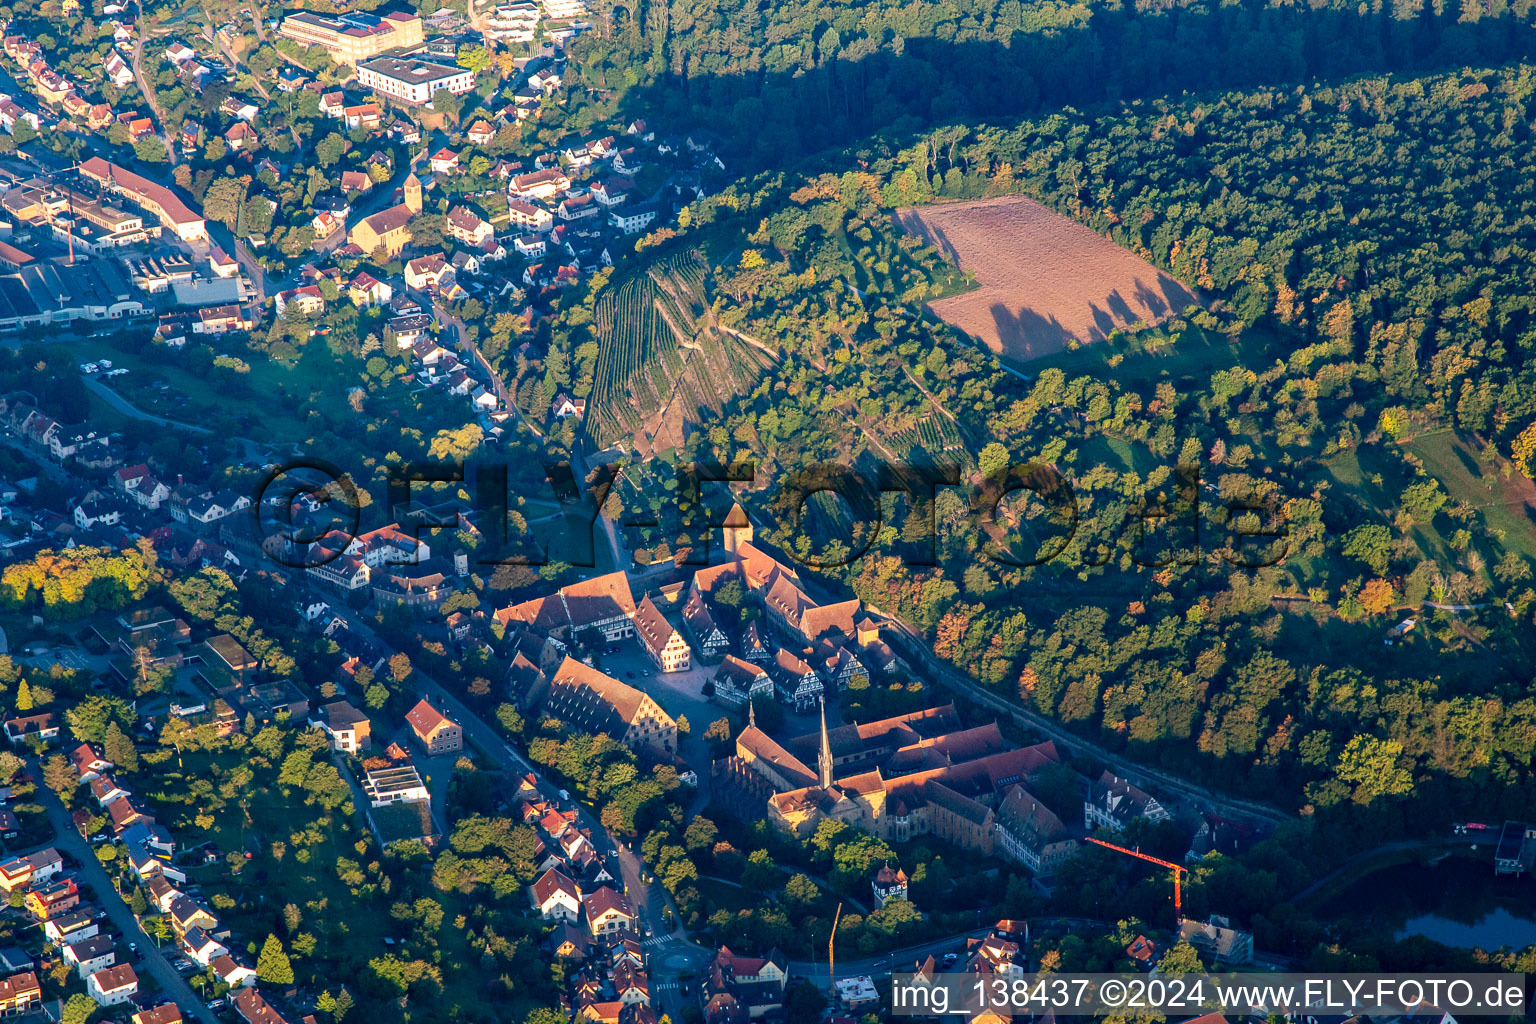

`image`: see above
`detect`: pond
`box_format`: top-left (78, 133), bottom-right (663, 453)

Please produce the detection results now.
top-left (1328, 858), bottom-right (1536, 951)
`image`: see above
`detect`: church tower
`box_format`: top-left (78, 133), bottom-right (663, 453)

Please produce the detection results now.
top-left (402, 172), bottom-right (423, 215)
top-left (817, 696), bottom-right (834, 789)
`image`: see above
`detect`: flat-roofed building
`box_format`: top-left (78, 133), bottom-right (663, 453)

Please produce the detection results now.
top-left (362, 763), bottom-right (429, 806)
top-left (278, 10), bottom-right (423, 64)
top-left (358, 55), bottom-right (475, 105)
top-left (309, 701), bottom-right (371, 753)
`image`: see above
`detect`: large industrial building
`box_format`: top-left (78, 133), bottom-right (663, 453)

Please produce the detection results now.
top-left (0, 259), bottom-right (144, 331)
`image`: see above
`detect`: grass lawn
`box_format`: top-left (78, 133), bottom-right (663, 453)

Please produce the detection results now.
top-left (1066, 434), bottom-right (1162, 478)
top-left (1407, 429), bottom-right (1536, 563)
top-left (694, 875), bottom-right (763, 915)
top-left (142, 746), bottom-right (543, 1024)
top-left (66, 336), bottom-right (445, 447)
top-left (1023, 321), bottom-right (1284, 382)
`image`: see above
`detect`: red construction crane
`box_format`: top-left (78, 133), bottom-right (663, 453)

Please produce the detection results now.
top-left (1085, 836), bottom-right (1187, 927)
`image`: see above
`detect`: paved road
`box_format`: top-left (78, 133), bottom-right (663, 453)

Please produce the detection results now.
top-left (82, 376), bottom-right (214, 435)
top-left (31, 768), bottom-right (219, 1024)
top-left (0, 430), bottom-right (68, 483)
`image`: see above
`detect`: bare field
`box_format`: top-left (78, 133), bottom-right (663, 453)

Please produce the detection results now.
top-left (896, 196), bottom-right (1201, 361)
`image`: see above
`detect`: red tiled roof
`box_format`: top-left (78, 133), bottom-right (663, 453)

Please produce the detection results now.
top-left (405, 699), bottom-right (450, 740)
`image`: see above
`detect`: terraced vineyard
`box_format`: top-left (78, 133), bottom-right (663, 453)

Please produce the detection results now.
top-left (583, 251), bottom-right (776, 453)
top-left (887, 415), bottom-right (965, 459)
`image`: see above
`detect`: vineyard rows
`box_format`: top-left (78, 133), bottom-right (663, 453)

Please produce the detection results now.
top-left (887, 414), bottom-right (965, 457)
top-left (582, 252), bottom-right (773, 451)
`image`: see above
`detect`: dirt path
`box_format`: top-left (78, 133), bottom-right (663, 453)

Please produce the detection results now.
top-left (83, 375), bottom-right (214, 434)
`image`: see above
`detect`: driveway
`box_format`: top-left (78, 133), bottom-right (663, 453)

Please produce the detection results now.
top-left (32, 769), bottom-right (220, 1024)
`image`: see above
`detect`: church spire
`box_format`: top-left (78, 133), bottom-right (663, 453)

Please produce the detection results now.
top-left (817, 696), bottom-right (834, 789)
top-left (747, 696), bottom-right (755, 731)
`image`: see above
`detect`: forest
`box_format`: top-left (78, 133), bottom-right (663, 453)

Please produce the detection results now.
top-left (563, 0), bottom-right (1536, 167)
top-left (525, 59), bottom-right (1536, 851)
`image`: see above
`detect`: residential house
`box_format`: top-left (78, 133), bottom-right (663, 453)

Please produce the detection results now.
top-left (44, 909), bottom-right (99, 947)
top-left (530, 868), bottom-right (582, 922)
top-left (234, 987), bottom-right (290, 1024)
top-left (25, 878), bottom-right (80, 920)
top-left (274, 286), bottom-right (325, 317)
top-left (224, 122), bottom-right (258, 152)
top-left (510, 168), bottom-right (570, 201)
top-left (211, 955), bottom-right (257, 989)
top-left (195, 305), bottom-right (255, 334)
top-left (404, 253), bottom-right (451, 291)
top-left (506, 199), bottom-right (553, 232)
top-left (63, 935), bottom-right (115, 978)
top-left (25, 849), bottom-right (61, 884)
top-left (342, 103), bottom-right (381, 130)
top-left (447, 205), bottom-right (493, 247)
top-left (3, 712), bottom-right (58, 745)
top-left (167, 896), bottom-right (218, 939)
top-left (309, 701), bottom-right (371, 753)
top-left (581, 886), bottom-right (634, 937)
top-left (220, 96), bottom-right (258, 122)
top-left (0, 972), bottom-right (40, 1016)
top-left (68, 743), bottom-right (112, 783)
top-left (550, 392), bottom-right (585, 418)
top-left (405, 699), bottom-right (462, 755)
top-left (610, 203), bottom-right (658, 235)
top-left (348, 271), bottom-right (391, 307)
top-left (181, 926), bottom-right (228, 966)
top-left (86, 963), bottom-right (138, 1005)
top-left (133, 1006), bottom-right (184, 1024)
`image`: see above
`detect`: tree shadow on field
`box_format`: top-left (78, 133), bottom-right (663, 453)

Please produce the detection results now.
top-left (990, 301), bottom-right (1076, 361)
